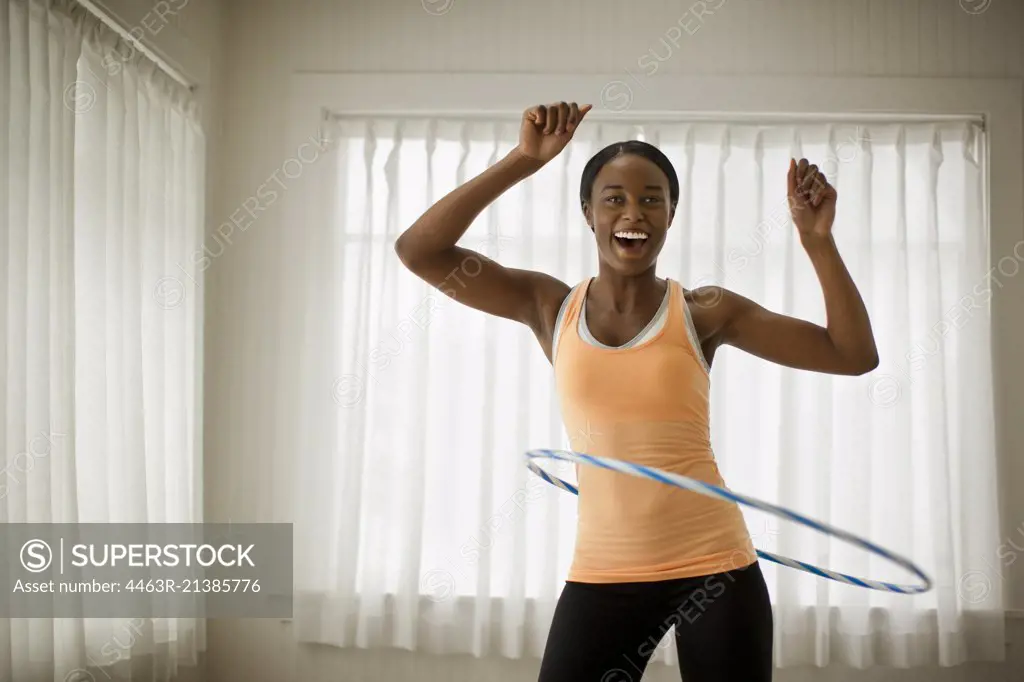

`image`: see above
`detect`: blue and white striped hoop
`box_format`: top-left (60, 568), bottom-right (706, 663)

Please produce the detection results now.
top-left (526, 448), bottom-right (933, 594)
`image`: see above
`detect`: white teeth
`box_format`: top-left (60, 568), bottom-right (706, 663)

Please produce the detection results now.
top-left (614, 231), bottom-right (648, 240)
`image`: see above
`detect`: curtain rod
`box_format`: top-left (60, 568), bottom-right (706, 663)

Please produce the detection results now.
top-left (77, 0), bottom-right (196, 91)
top-left (326, 109), bottom-right (985, 129)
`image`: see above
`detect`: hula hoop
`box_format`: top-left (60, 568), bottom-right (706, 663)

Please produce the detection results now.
top-left (526, 449), bottom-right (932, 594)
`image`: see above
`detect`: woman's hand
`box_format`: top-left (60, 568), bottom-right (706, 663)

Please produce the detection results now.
top-left (517, 102), bottom-right (592, 165)
top-left (787, 158), bottom-right (837, 244)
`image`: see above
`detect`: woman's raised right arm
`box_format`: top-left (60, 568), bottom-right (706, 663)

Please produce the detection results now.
top-left (394, 102), bottom-right (590, 356)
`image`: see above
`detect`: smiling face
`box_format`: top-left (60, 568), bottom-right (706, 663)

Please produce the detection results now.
top-left (583, 153), bottom-right (675, 275)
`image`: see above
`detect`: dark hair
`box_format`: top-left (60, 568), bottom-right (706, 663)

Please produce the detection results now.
top-left (579, 140), bottom-right (679, 214)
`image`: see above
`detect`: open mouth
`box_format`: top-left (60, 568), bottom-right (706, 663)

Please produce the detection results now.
top-left (613, 230), bottom-right (649, 255)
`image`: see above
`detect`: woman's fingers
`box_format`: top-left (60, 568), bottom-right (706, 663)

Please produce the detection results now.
top-left (528, 105), bottom-right (546, 129)
top-left (568, 102), bottom-right (579, 133)
top-left (549, 102), bottom-right (582, 135)
top-left (532, 104), bottom-right (548, 129)
top-left (530, 101), bottom-right (591, 136)
top-left (789, 158), bottom-right (836, 208)
top-left (810, 172), bottom-right (827, 206)
top-left (794, 161), bottom-right (824, 205)
top-left (797, 158), bottom-right (809, 183)
top-left (569, 103), bottom-right (592, 133)
top-left (543, 103), bottom-right (558, 134)
top-left (799, 164), bottom-right (819, 194)
top-left (787, 158), bottom-right (798, 200)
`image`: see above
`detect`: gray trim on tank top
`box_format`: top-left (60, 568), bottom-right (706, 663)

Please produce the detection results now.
top-left (551, 280), bottom-right (668, 356)
top-left (579, 283), bottom-right (670, 349)
top-left (551, 280), bottom-right (712, 373)
top-left (550, 283), bottom-right (580, 361)
top-left (680, 294), bottom-right (711, 373)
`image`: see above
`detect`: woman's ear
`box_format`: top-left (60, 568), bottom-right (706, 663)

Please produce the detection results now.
top-left (582, 203), bottom-right (594, 231)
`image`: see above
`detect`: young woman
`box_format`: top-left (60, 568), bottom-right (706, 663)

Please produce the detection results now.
top-left (395, 102), bottom-right (879, 682)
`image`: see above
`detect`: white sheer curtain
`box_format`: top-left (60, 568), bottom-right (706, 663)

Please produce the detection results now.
top-left (287, 114), bottom-right (1004, 669)
top-left (1, 1), bottom-right (205, 680)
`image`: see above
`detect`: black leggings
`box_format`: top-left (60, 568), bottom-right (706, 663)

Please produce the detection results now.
top-left (537, 562), bottom-right (773, 682)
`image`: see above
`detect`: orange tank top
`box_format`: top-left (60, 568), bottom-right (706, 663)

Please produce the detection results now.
top-left (553, 277), bottom-right (757, 583)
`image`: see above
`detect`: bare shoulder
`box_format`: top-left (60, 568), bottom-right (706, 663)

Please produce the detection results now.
top-left (512, 267), bottom-right (569, 307)
top-left (518, 269), bottom-right (572, 362)
top-left (509, 266), bottom-right (568, 320)
top-left (681, 284), bottom-right (747, 343)
top-left (682, 284), bottom-right (727, 309)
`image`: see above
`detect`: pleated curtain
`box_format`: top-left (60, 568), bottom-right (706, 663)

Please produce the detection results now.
top-left (1, 1), bottom-right (205, 680)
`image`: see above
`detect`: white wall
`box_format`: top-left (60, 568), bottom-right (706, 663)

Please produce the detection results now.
top-left (206, 1), bottom-right (1024, 680)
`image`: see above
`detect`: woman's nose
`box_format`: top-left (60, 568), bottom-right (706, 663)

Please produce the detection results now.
top-left (623, 201), bottom-right (644, 222)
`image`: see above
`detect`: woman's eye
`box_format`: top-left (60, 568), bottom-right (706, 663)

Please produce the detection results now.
top-left (603, 196), bottom-right (661, 205)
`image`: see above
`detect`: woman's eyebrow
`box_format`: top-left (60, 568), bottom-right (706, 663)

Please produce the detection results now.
top-left (600, 184), bottom-right (665, 192)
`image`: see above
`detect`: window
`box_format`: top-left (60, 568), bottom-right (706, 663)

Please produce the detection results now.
top-left (292, 113), bottom-right (1003, 664)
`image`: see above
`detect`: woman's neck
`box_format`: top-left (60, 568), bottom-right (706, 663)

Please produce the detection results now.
top-left (590, 265), bottom-right (663, 314)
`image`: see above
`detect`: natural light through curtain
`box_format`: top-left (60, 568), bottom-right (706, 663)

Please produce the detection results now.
top-left (289, 114), bottom-right (1004, 668)
top-left (1, 2), bottom-right (204, 680)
